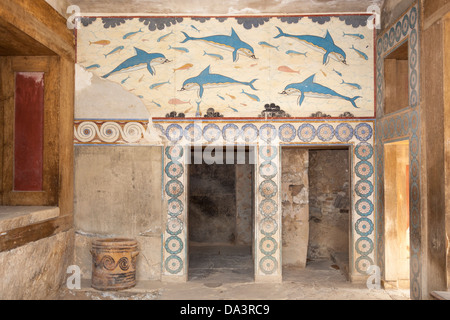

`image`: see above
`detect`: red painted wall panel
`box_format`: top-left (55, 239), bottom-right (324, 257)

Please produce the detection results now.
top-left (14, 72), bottom-right (44, 191)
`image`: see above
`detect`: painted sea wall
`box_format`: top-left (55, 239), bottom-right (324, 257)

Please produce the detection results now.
top-left (76, 15), bottom-right (375, 119)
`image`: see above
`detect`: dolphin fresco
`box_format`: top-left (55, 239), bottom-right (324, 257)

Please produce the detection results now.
top-left (180, 66), bottom-right (258, 98)
top-left (181, 28), bottom-right (256, 62)
top-left (102, 47), bottom-right (170, 78)
top-left (280, 74), bottom-right (361, 108)
top-left (274, 27), bottom-right (347, 65)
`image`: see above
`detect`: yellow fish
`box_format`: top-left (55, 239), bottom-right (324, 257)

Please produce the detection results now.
top-left (174, 63), bottom-right (193, 72)
top-left (89, 40), bottom-right (110, 46)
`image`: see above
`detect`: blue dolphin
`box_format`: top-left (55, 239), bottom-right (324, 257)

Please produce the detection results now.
top-left (102, 47), bottom-right (170, 78)
top-left (274, 27), bottom-right (347, 65)
top-left (280, 74), bottom-right (361, 108)
top-left (180, 66), bottom-right (257, 98)
top-left (181, 28), bottom-right (256, 62)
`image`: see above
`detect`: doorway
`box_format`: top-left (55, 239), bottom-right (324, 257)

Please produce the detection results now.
top-left (187, 147), bottom-right (255, 283)
top-left (281, 147), bottom-right (351, 280)
top-left (384, 141), bottom-right (410, 291)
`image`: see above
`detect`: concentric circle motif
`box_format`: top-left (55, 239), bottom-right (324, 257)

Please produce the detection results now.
top-left (317, 124), bottom-right (335, 142)
top-left (411, 254), bottom-right (420, 275)
top-left (203, 124), bottom-right (221, 142)
top-left (259, 180), bottom-right (277, 199)
top-left (298, 124), bottom-right (316, 142)
top-left (383, 33), bottom-right (389, 52)
top-left (259, 145), bottom-right (277, 161)
top-left (411, 279), bottom-right (421, 300)
top-left (355, 218), bottom-right (374, 237)
top-left (355, 180), bottom-right (374, 198)
top-left (402, 113), bottom-right (410, 134)
top-left (260, 217), bottom-right (278, 236)
top-left (168, 198), bottom-right (184, 216)
top-left (222, 124), bottom-right (240, 142)
top-left (184, 124), bottom-right (202, 142)
top-left (411, 206), bottom-right (420, 229)
top-left (410, 90), bottom-right (418, 108)
top-left (410, 112), bottom-right (419, 131)
top-left (167, 217), bottom-right (183, 236)
top-left (355, 143), bottom-right (373, 161)
top-left (389, 28), bottom-right (395, 47)
top-left (241, 124), bottom-right (258, 142)
top-left (259, 161), bottom-right (277, 179)
top-left (355, 256), bottom-right (374, 274)
top-left (260, 237), bottom-right (278, 256)
top-left (355, 123), bottom-right (373, 142)
top-left (395, 21), bottom-right (402, 42)
top-left (118, 257), bottom-right (130, 271)
top-left (402, 14), bottom-right (410, 36)
top-left (259, 199), bottom-right (278, 217)
top-left (165, 255), bottom-right (183, 274)
top-left (259, 256), bottom-right (278, 275)
top-left (260, 124), bottom-right (277, 142)
top-left (165, 145), bottom-right (184, 161)
top-left (411, 182), bottom-right (419, 204)
top-left (356, 198), bottom-right (374, 217)
top-left (335, 123), bottom-right (354, 142)
top-left (278, 124), bottom-right (296, 142)
top-left (355, 161), bottom-right (374, 179)
top-left (410, 69), bottom-right (417, 90)
top-left (410, 28), bottom-right (418, 47)
top-left (411, 158), bottom-right (419, 179)
top-left (356, 237), bottom-right (374, 255)
top-left (410, 49), bottom-right (417, 69)
top-left (122, 123), bottom-right (145, 143)
top-left (165, 180), bottom-right (184, 198)
top-left (410, 135), bottom-right (419, 155)
top-left (165, 236), bottom-right (184, 255)
top-left (409, 6), bottom-right (418, 29)
top-left (165, 124), bottom-right (184, 142)
top-left (165, 161), bottom-right (184, 179)
top-left (377, 38), bottom-right (383, 56)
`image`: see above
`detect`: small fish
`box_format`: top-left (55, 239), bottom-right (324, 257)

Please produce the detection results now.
top-left (174, 63), bottom-right (194, 72)
top-left (85, 64), bottom-right (100, 70)
top-left (191, 25), bottom-right (201, 33)
top-left (138, 95), bottom-right (144, 99)
top-left (121, 76), bottom-right (131, 84)
top-left (157, 31), bottom-right (174, 42)
top-left (241, 90), bottom-right (260, 102)
top-left (184, 106), bottom-right (193, 113)
top-left (142, 39), bottom-right (150, 42)
top-left (151, 100), bottom-right (162, 108)
top-left (259, 41), bottom-right (279, 51)
top-left (226, 94), bottom-right (236, 100)
top-left (169, 98), bottom-right (191, 106)
top-left (104, 45), bottom-right (124, 58)
top-left (286, 50), bottom-right (308, 57)
top-left (321, 70), bottom-right (327, 77)
top-left (139, 75), bottom-right (145, 83)
top-left (259, 66), bottom-right (270, 71)
top-left (278, 66), bottom-right (300, 74)
top-left (123, 28), bottom-right (142, 40)
top-left (228, 105), bottom-right (239, 112)
top-left (241, 103), bottom-right (247, 106)
top-left (234, 66), bottom-right (242, 69)
top-left (350, 45), bottom-right (368, 60)
top-left (217, 94), bottom-right (225, 100)
top-left (343, 32), bottom-right (365, 40)
top-left (149, 80), bottom-right (171, 90)
top-left (168, 45), bottom-right (189, 53)
top-left (341, 79), bottom-right (362, 90)
top-left (333, 69), bottom-right (343, 77)
top-left (203, 51), bottom-right (224, 60)
top-left (250, 63), bottom-right (258, 67)
top-left (89, 40), bottom-right (110, 46)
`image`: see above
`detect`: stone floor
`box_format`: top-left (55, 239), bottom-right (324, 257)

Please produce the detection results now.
top-left (59, 245), bottom-right (410, 300)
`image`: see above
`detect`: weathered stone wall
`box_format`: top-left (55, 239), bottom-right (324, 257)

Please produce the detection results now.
top-left (281, 148), bottom-right (309, 268)
top-left (0, 230), bottom-right (74, 300)
top-left (73, 146), bottom-right (163, 281)
top-left (308, 149), bottom-right (350, 260)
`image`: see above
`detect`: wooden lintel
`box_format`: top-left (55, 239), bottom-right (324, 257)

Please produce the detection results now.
top-left (0, 215), bottom-right (73, 252)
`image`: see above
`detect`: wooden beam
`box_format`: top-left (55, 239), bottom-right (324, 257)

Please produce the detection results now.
top-left (424, 1), bottom-right (450, 30)
top-left (0, 215), bottom-right (73, 252)
top-left (0, 0), bottom-right (75, 61)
